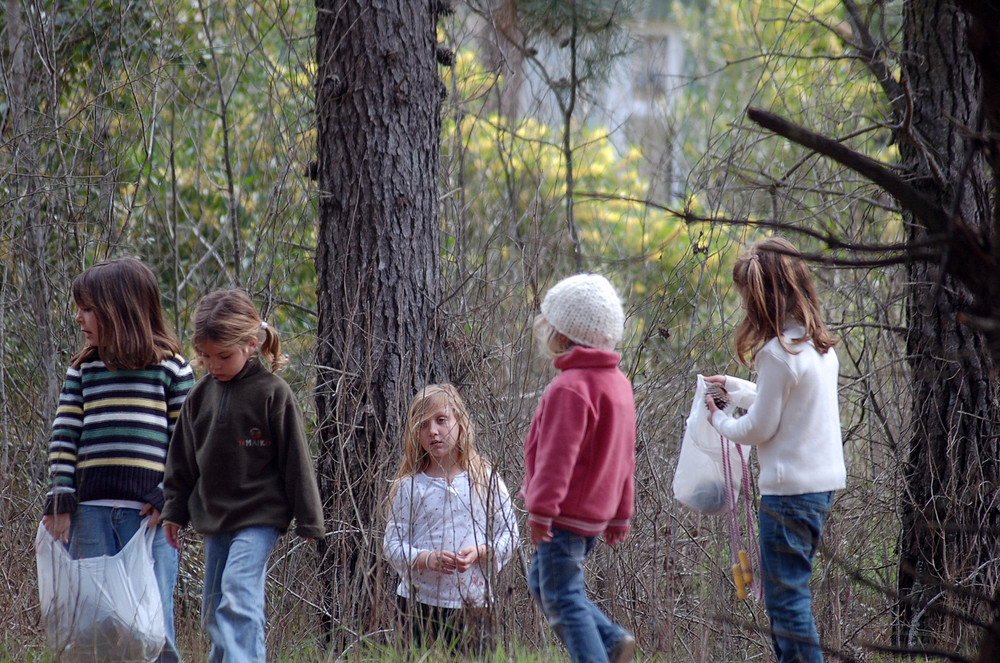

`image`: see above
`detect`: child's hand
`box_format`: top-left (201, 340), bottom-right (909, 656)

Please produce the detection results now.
top-left (704, 376), bottom-right (727, 416)
top-left (163, 522), bottom-right (182, 551)
top-left (42, 513), bottom-right (71, 543)
top-left (424, 549), bottom-right (460, 574)
top-left (604, 528), bottom-right (628, 546)
top-left (455, 544), bottom-right (488, 572)
top-left (705, 393), bottom-right (719, 414)
top-left (530, 523), bottom-right (553, 546)
top-left (139, 503), bottom-right (161, 527)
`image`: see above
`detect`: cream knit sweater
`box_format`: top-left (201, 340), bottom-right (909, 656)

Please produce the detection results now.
top-left (709, 325), bottom-right (846, 496)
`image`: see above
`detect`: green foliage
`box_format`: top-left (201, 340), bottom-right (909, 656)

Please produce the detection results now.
top-left (24, 0), bottom-right (318, 326)
top-left (440, 48), bottom-right (701, 339)
top-left (43, 0), bottom-right (320, 381)
top-left (670, 0), bottom-right (901, 225)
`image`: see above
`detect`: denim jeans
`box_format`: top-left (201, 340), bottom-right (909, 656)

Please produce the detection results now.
top-left (202, 527), bottom-right (279, 663)
top-left (68, 504), bottom-right (182, 663)
top-left (528, 528), bottom-right (631, 663)
top-left (759, 492), bottom-right (834, 663)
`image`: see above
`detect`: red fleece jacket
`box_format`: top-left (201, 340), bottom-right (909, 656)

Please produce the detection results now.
top-left (521, 346), bottom-right (636, 536)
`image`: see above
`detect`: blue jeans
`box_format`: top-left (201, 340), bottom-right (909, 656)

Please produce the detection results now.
top-left (528, 528), bottom-right (631, 663)
top-left (759, 492), bottom-right (833, 663)
top-left (68, 505), bottom-right (182, 663)
top-left (202, 527), bottom-right (279, 663)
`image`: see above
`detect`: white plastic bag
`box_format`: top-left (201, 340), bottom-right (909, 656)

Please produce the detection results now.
top-left (36, 518), bottom-right (165, 663)
top-left (673, 375), bottom-right (748, 515)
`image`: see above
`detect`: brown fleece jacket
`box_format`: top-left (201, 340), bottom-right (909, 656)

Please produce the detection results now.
top-left (162, 356), bottom-right (324, 539)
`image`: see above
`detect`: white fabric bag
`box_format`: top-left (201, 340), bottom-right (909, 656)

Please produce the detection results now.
top-left (673, 375), bottom-right (749, 515)
top-left (36, 518), bottom-right (165, 663)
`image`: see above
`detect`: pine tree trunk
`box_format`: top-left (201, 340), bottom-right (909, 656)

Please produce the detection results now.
top-left (313, 0), bottom-right (447, 650)
top-left (894, 0), bottom-right (1000, 649)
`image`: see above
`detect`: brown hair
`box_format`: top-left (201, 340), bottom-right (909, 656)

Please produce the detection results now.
top-left (732, 237), bottom-right (838, 367)
top-left (70, 257), bottom-right (182, 370)
top-left (191, 289), bottom-right (288, 371)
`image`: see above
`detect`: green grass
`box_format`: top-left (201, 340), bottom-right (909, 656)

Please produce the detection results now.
top-left (304, 640), bottom-right (569, 663)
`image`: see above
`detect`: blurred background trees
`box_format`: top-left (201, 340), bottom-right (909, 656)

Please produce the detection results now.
top-left (2, 0), bottom-right (997, 660)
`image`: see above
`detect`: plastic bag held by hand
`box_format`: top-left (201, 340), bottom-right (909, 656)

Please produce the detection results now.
top-left (36, 518), bottom-right (165, 663)
top-left (673, 375), bottom-right (746, 515)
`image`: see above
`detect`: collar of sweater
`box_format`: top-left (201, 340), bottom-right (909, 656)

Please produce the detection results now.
top-left (231, 354), bottom-right (267, 382)
top-left (780, 322), bottom-right (809, 346)
top-left (553, 345), bottom-right (621, 371)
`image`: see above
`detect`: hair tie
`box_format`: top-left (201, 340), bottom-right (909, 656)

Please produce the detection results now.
top-left (750, 254), bottom-right (761, 263)
top-left (260, 321), bottom-right (268, 330)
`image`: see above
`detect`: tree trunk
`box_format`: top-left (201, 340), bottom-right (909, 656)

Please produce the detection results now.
top-left (314, 0), bottom-right (447, 651)
top-left (895, 0), bottom-right (1000, 650)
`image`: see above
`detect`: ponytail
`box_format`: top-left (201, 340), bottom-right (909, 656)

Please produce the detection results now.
top-left (259, 324), bottom-right (288, 372)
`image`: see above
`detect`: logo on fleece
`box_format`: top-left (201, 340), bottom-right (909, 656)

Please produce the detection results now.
top-left (238, 427), bottom-right (271, 448)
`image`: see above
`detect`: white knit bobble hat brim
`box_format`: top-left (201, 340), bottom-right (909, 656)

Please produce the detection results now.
top-left (540, 273), bottom-right (624, 351)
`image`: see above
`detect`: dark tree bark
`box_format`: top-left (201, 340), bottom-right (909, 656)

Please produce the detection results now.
top-left (894, 1), bottom-right (1000, 650)
top-left (314, 0), bottom-right (448, 651)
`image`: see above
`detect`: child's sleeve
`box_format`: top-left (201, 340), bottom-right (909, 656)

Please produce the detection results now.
top-left (44, 367), bottom-right (83, 515)
top-left (147, 357), bottom-right (196, 512)
top-left (161, 396), bottom-right (199, 528)
top-left (713, 351), bottom-right (786, 445)
top-left (608, 470), bottom-right (634, 534)
top-left (166, 356), bottom-right (195, 437)
top-left (522, 385), bottom-right (591, 528)
top-left (276, 389), bottom-right (325, 540)
top-left (383, 478), bottom-right (422, 574)
top-left (487, 475), bottom-right (520, 572)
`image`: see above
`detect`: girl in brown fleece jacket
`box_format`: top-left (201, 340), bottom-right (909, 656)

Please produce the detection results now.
top-left (162, 289), bottom-right (323, 663)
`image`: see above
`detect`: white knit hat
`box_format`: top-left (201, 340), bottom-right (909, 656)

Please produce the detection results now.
top-left (540, 273), bottom-right (625, 351)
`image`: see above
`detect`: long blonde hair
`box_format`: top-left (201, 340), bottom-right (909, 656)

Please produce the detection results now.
top-left (732, 237), bottom-right (838, 366)
top-left (191, 289), bottom-right (288, 371)
top-left (386, 383), bottom-right (493, 505)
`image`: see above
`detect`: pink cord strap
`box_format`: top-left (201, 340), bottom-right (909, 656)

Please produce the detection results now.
top-left (722, 436), bottom-right (762, 601)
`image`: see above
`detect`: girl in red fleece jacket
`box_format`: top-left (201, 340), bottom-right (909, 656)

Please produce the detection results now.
top-left (521, 273), bottom-right (637, 663)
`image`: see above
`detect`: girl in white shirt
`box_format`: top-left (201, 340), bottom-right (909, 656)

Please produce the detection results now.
top-left (383, 383), bottom-right (519, 655)
top-left (705, 237), bottom-right (846, 663)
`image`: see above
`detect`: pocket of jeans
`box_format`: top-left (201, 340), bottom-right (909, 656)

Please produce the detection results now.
top-left (762, 498), bottom-right (825, 555)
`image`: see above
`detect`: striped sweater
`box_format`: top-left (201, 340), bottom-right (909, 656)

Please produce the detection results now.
top-left (44, 354), bottom-right (194, 515)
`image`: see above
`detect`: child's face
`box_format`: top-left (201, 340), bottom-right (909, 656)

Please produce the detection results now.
top-left (418, 405), bottom-right (460, 465)
top-left (196, 338), bottom-right (258, 382)
top-left (74, 307), bottom-right (99, 346)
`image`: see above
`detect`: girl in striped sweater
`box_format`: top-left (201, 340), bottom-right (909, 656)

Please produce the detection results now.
top-left (42, 257), bottom-right (194, 663)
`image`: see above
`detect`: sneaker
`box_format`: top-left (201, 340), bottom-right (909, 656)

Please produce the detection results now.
top-left (610, 634), bottom-right (636, 663)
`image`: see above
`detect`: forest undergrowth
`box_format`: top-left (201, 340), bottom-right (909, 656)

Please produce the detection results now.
top-left (0, 303), bottom-right (915, 663)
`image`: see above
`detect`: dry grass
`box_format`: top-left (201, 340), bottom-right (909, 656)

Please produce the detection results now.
top-left (0, 250), bottom-right (912, 662)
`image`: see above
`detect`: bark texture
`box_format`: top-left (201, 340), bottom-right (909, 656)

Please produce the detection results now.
top-left (894, 0), bottom-right (1000, 650)
top-left (313, 0), bottom-right (448, 649)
